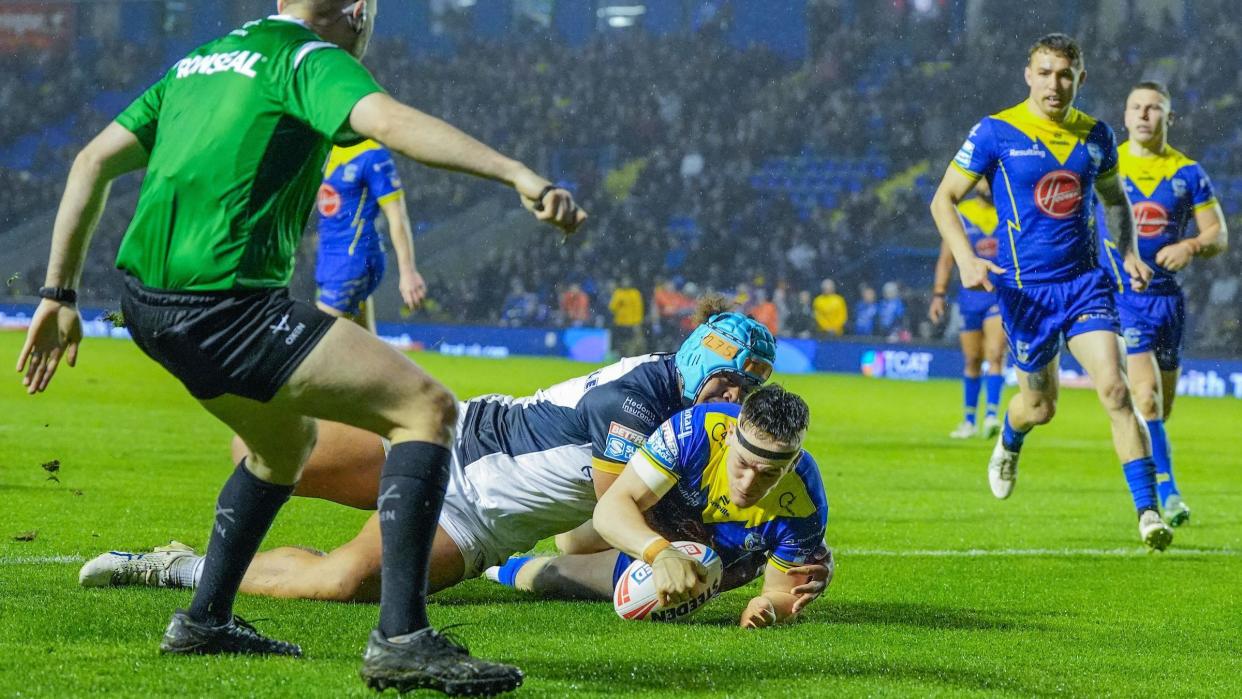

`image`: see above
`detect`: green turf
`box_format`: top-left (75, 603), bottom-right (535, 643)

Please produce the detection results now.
top-left (1, 332), bottom-right (1240, 697)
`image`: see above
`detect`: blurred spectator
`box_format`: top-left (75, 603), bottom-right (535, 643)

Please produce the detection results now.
top-left (879, 281), bottom-right (908, 341)
top-left (500, 280), bottom-right (541, 327)
top-left (559, 282), bottom-right (591, 327)
top-left (785, 290), bottom-right (816, 338)
top-left (748, 288), bottom-right (780, 336)
top-left (854, 284), bottom-right (878, 336)
top-left (813, 279), bottom-right (848, 336)
top-left (609, 276), bottom-right (645, 356)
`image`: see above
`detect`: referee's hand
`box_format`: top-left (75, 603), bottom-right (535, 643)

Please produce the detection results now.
top-left (515, 171), bottom-right (587, 235)
top-left (17, 299), bottom-right (82, 394)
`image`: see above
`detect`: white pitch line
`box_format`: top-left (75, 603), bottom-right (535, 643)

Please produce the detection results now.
top-left (840, 548), bottom-right (1239, 557)
top-left (0, 555), bottom-right (85, 566)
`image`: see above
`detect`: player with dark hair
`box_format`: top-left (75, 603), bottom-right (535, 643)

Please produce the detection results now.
top-left (929, 33), bottom-right (1173, 549)
top-left (81, 311), bottom-right (830, 611)
top-left (315, 139), bottom-right (425, 332)
top-left (489, 384), bottom-right (830, 629)
top-left (17, 0), bottom-right (583, 694)
top-left (1099, 81), bottom-right (1229, 526)
top-left (929, 176), bottom-right (1007, 439)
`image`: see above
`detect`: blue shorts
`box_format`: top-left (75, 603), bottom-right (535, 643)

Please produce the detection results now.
top-left (960, 301), bottom-right (1001, 332)
top-left (315, 249), bottom-right (385, 316)
top-left (1115, 290), bottom-right (1185, 370)
top-left (996, 270), bottom-right (1120, 373)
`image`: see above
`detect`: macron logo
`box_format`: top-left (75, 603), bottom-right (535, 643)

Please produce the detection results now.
top-left (176, 50), bottom-right (264, 79)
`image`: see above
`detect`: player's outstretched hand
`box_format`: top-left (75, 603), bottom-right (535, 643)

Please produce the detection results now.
top-left (1154, 241), bottom-right (1195, 273)
top-left (399, 269), bottom-right (427, 310)
top-left (958, 256), bottom-right (1004, 292)
top-left (515, 170), bottom-right (587, 236)
top-left (651, 546), bottom-right (707, 607)
top-left (16, 299), bottom-right (82, 394)
top-left (740, 596), bottom-right (778, 629)
top-left (786, 547), bottom-right (835, 615)
top-left (1124, 254), bottom-right (1154, 292)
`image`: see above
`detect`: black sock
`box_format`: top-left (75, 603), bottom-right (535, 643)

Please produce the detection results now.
top-left (188, 460), bottom-right (293, 625)
top-left (377, 441), bottom-right (451, 638)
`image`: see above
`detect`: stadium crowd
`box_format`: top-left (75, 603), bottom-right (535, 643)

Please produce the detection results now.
top-left (1, 1), bottom-right (1240, 353)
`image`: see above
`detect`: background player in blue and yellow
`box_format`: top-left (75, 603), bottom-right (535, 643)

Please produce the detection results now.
top-left (490, 385), bottom-right (831, 628)
top-left (929, 177), bottom-right (1007, 440)
top-left (1098, 82), bottom-right (1229, 527)
top-left (315, 138), bottom-right (425, 332)
top-left (929, 33), bottom-right (1173, 550)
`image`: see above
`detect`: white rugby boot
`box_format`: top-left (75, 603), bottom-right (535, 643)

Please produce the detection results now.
top-left (79, 541), bottom-right (199, 588)
top-left (1139, 510), bottom-right (1174, 551)
top-left (1161, 494), bottom-right (1191, 528)
top-left (949, 421), bottom-right (977, 439)
top-left (981, 414), bottom-right (1002, 440)
top-left (987, 433), bottom-right (1019, 499)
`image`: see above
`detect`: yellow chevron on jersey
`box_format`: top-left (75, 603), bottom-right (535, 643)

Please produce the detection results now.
top-left (1118, 142), bottom-right (1199, 199)
top-left (991, 104), bottom-right (1109, 170)
top-left (957, 197), bottom-right (998, 236)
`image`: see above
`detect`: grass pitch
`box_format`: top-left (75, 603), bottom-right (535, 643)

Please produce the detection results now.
top-left (1, 333), bottom-right (1240, 697)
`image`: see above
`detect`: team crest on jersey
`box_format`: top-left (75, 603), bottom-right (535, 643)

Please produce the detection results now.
top-left (1132, 201), bottom-right (1169, 238)
top-left (343, 164), bottom-right (359, 183)
top-left (1086, 143), bottom-right (1104, 169)
top-left (1015, 341), bottom-right (1031, 364)
top-left (1034, 170), bottom-right (1082, 218)
top-left (1171, 178), bottom-right (1188, 199)
top-left (317, 183), bottom-right (342, 216)
top-left (605, 422), bottom-right (646, 461)
top-left (954, 139), bottom-right (976, 170)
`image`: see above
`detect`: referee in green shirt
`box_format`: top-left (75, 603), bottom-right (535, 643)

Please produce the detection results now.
top-left (16, 1), bottom-right (584, 694)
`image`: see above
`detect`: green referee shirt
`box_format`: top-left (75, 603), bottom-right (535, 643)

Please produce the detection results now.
top-left (114, 15), bottom-right (384, 291)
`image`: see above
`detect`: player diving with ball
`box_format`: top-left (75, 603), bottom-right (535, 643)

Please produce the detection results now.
top-left (82, 305), bottom-right (832, 619)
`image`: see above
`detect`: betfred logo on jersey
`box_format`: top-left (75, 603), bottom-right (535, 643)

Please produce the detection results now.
top-left (1132, 201), bottom-right (1169, 238)
top-left (317, 184), bottom-right (341, 217)
top-left (1034, 170), bottom-right (1082, 218)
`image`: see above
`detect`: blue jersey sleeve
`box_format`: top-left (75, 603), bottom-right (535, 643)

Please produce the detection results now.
top-left (363, 147), bottom-right (404, 205)
top-left (1094, 122), bottom-right (1120, 178)
top-left (1187, 163), bottom-right (1218, 210)
top-left (951, 119), bottom-right (997, 181)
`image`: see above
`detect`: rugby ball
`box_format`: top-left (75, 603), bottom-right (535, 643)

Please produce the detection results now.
top-left (613, 541), bottom-right (723, 622)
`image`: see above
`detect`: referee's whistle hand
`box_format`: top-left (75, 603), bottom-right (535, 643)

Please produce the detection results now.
top-left (16, 300), bottom-right (81, 395)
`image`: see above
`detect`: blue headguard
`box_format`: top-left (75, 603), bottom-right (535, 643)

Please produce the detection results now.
top-left (675, 312), bottom-right (777, 403)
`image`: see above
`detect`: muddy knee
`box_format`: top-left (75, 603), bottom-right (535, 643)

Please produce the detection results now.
top-left (1097, 380), bottom-right (1133, 413)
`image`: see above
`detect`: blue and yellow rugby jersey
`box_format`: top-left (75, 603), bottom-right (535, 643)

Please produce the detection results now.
top-left (952, 103), bottom-right (1120, 288)
top-left (316, 139), bottom-right (403, 255)
top-left (957, 197), bottom-right (1000, 308)
top-left (632, 403), bottom-right (828, 573)
top-left (1097, 142), bottom-right (1217, 295)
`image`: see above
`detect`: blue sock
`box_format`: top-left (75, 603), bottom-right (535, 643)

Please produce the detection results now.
top-left (984, 375), bottom-right (1004, 418)
top-left (963, 375), bottom-right (982, 425)
top-left (1001, 413), bottom-right (1029, 452)
top-left (494, 556), bottom-right (533, 588)
top-left (1146, 419), bottom-right (1178, 505)
top-left (1122, 457), bottom-right (1159, 513)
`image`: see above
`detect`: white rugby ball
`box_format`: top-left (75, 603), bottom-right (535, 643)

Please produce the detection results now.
top-left (613, 541), bottom-right (723, 622)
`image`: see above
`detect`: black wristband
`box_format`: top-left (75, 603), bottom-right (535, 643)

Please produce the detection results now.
top-left (532, 184), bottom-right (556, 212)
top-left (38, 287), bottom-right (77, 304)
top-left (932, 291), bottom-right (947, 299)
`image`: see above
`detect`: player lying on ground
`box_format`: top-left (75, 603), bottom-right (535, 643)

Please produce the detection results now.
top-left (487, 384), bottom-right (830, 629)
top-left (81, 310), bottom-right (829, 608)
top-left (20, 1), bottom-right (585, 693)
top-left (928, 177), bottom-right (1007, 440)
top-left (1098, 81), bottom-right (1229, 527)
top-left (929, 32), bottom-right (1173, 549)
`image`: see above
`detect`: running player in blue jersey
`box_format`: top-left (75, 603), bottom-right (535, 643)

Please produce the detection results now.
top-left (929, 33), bottom-right (1173, 549)
top-left (487, 385), bottom-right (829, 628)
top-left (930, 177), bottom-right (1007, 439)
top-left (1097, 82), bottom-right (1229, 527)
top-left (81, 307), bottom-right (827, 606)
top-left (315, 139), bottom-right (425, 332)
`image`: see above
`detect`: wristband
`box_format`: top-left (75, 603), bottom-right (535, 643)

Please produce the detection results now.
top-left (932, 291), bottom-right (947, 298)
top-left (38, 287), bottom-right (77, 304)
top-left (642, 537), bottom-right (672, 565)
top-left (532, 184), bottom-right (556, 212)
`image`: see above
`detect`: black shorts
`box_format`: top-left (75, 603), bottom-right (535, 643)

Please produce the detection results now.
top-left (121, 276), bottom-right (336, 402)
